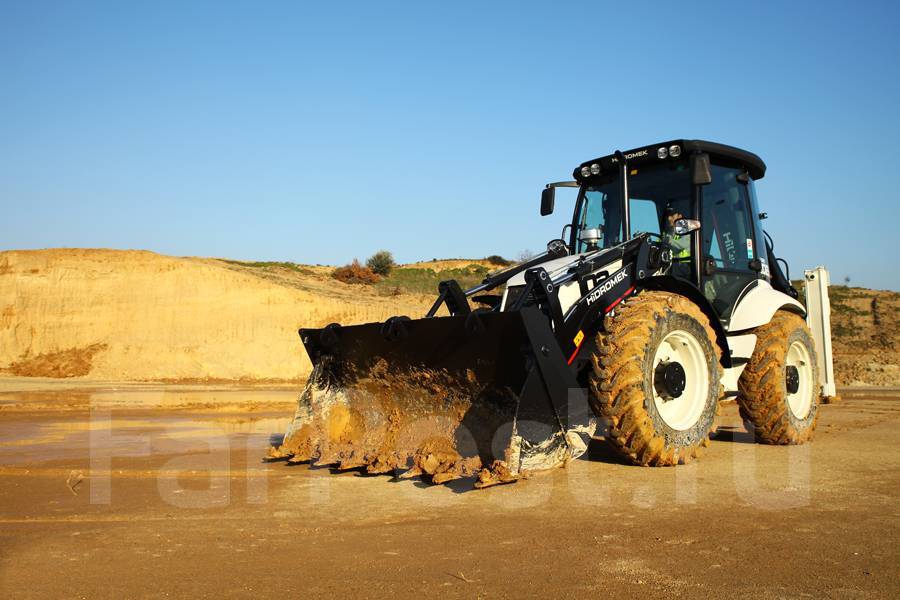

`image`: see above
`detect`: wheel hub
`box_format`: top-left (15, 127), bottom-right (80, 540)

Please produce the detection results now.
top-left (785, 365), bottom-right (800, 395)
top-left (785, 340), bottom-right (814, 419)
top-left (655, 361), bottom-right (686, 400)
top-left (651, 329), bottom-right (709, 431)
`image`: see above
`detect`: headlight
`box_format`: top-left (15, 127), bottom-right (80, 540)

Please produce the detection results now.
top-left (590, 163), bottom-right (600, 175)
top-left (580, 166), bottom-right (591, 178)
top-left (669, 144), bottom-right (681, 158)
top-left (657, 146), bottom-right (668, 159)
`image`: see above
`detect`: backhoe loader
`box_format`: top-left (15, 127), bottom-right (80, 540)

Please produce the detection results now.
top-left (268, 139), bottom-right (836, 487)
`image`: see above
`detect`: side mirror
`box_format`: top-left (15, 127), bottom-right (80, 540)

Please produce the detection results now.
top-left (691, 153), bottom-right (712, 186)
top-left (673, 218), bottom-right (701, 235)
top-left (540, 187), bottom-right (555, 216)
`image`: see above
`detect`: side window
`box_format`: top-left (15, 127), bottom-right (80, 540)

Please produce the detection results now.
top-left (629, 198), bottom-right (661, 236)
top-left (577, 191), bottom-right (607, 253)
top-left (581, 191), bottom-right (606, 230)
top-left (701, 167), bottom-right (755, 271)
top-left (577, 189), bottom-right (623, 252)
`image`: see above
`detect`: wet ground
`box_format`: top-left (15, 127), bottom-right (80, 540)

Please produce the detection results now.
top-left (0, 383), bottom-right (898, 598)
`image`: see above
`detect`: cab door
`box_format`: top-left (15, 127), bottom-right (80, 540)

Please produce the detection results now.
top-left (699, 165), bottom-right (761, 324)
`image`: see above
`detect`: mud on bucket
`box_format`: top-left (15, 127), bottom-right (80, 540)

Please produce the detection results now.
top-left (268, 308), bottom-right (590, 487)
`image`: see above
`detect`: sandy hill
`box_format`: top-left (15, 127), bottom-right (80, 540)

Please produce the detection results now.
top-left (0, 248), bottom-right (897, 386)
top-left (0, 249), bottom-right (436, 382)
top-left (819, 285), bottom-right (899, 386)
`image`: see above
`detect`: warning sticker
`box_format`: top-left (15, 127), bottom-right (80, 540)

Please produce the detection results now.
top-left (573, 330), bottom-right (585, 347)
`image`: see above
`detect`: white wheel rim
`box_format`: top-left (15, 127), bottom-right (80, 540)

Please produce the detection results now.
top-left (652, 330), bottom-right (709, 431)
top-left (786, 340), bottom-right (814, 419)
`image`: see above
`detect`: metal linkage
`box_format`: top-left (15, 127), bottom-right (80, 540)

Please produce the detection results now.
top-left (426, 280), bottom-right (471, 317)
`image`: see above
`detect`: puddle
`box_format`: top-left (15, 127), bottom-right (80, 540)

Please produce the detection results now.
top-left (0, 414), bottom-right (293, 465)
top-left (0, 387), bottom-right (296, 465)
top-left (0, 388), bottom-right (299, 410)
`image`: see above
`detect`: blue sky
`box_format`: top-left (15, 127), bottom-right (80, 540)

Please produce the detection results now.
top-left (2, 1), bottom-right (899, 289)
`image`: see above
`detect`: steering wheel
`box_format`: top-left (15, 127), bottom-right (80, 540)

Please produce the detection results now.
top-left (658, 237), bottom-right (692, 262)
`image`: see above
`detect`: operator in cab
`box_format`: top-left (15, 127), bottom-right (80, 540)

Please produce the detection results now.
top-left (663, 206), bottom-right (692, 279)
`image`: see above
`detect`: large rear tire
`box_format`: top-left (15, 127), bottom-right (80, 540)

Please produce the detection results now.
top-left (738, 311), bottom-right (820, 444)
top-left (588, 291), bottom-right (723, 466)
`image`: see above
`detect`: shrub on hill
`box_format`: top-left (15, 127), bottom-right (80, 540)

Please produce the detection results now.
top-left (332, 260), bottom-right (381, 284)
top-left (366, 250), bottom-right (396, 276)
top-left (484, 255), bottom-right (512, 266)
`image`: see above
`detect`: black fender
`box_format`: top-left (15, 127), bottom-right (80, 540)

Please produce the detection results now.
top-left (637, 276), bottom-right (732, 368)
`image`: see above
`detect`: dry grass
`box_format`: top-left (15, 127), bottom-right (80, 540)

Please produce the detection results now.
top-left (400, 259), bottom-right (500, 272)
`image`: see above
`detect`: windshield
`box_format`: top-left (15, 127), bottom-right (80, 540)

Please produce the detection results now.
top-left (576, 161), bottom-right (692, 252)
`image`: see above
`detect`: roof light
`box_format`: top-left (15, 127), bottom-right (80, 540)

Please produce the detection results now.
top-left (669, 144), bottom-right (682, 158)
top-left (590, 163), bottom-right (601, 175)
top-left (580, 166), bottom-right (591, 178)
top-left (657, 146), bottom-right (668, 159)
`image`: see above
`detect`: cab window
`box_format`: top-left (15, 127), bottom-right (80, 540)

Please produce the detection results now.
top-left (701, 167), bottom-right (755, 270)
top-left (576, 186), bottom-right (624, 252)
top-left (629, 198), bottom-right (662, 236)
top-left (700, 165), bottom-right (759, 321)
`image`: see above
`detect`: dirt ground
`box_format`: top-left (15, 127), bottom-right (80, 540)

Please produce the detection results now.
top-left (0, 384), bottom-right (898, 598)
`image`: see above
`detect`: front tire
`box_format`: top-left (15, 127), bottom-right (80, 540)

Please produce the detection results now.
top-left (738, 311), bottom-right (820, 444)
top-left (588, 291), bottom-right (723, 466)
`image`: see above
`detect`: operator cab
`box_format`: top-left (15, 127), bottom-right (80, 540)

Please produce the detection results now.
top-left (542, 139), bottom-right (773, 326)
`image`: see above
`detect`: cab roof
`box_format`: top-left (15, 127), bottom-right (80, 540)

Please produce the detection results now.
top-left (573, 139), bottom-right (766, 182)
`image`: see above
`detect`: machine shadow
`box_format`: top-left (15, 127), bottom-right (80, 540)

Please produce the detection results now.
top-left (580, 436), bottom-right (635, 466)
top-left (710, 424), bottom-right (756, 444)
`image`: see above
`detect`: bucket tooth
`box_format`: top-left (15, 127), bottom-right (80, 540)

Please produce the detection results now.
top-left (474, 460), bottom-right (520, 489)
top-left (337, 459), bottom-right (366, 471)
top-left (366, 463), bottom-right (394, 475)
top-left (417, 453), bottom-right (441, 475)
top-left (422, 455), bottom-right (482, 484)
top-left (335, 449), bottom-right (370, 471)
top-left (312, 451), bottom-right (342, 467)
top-left (398, 465), bottom-right (422, 480)
top-left (265, 446), bottom-right (289, 461)
top-left (285, 444), bottom-right (316, 463)
top-left (366, 455), bottom-right (401, 474)
top-left (431, 470), bottom-right (462, 485)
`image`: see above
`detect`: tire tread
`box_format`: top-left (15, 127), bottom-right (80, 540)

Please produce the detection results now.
top-left (588, 291), bottom-right (722, 466)
top-left (738, 311), bottom-right (820, 444)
